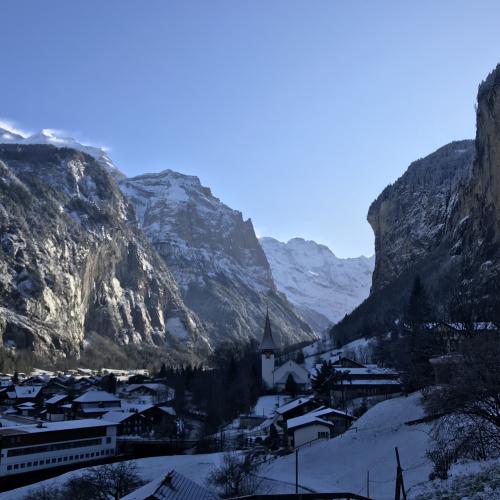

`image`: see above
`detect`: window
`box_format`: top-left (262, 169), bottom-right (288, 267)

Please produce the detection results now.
top-left (90, 453), bottom-right (94, 458)
top-left (52, 458), bottom-right (57, 463)
top-left (7, 465), bottom-right (12, 470)
top-left (318, 431), bottom-right (329, 439)
top-left (7, 438), bottom-right (105, 457)
top-left (21, 463), bottom-right (25, 468)
top-left (106, 437), bottom-right (111, 444)
top-left (85, 453), bottom-right (89, 458)
top-left (57, 457), bottom-right (62, 463)
top-left (63, 457), bottom-right (68, 462)
top-left (69, 456), bottom-right (73, 460)
top-left (14, 464), bottom-right (18, 470)
top-left (27, 462), bottom-right (32, 467)
top-left (33, 461), bottom-right (38, 466)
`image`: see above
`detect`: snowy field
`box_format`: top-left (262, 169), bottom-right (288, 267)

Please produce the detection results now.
top-left (0, 453), bottom-right (224, 500)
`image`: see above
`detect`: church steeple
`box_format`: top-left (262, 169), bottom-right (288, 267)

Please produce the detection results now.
top-left (260, 309), bottom-right (277, 352)
top-left (260, 309), bottom-right (276, 389)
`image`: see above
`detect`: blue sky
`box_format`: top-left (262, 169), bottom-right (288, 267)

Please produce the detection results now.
top-left (2, 1), bottom-right (500, 257)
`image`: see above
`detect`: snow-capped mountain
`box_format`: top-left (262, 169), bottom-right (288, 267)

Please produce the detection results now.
top-left (0, 143), bottom-right (208, 362)
top-left (0, 126), bottom-right (124, 180)
top-left (120, 171), bottom-right (316, 347)
top-left (260, 237), bottom-right (374, 332)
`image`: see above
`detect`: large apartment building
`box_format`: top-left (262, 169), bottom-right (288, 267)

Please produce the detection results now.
top-left (0, 419), bottom-right (117, 476)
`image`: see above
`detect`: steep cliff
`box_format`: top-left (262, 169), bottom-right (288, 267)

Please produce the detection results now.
top-left (260, 237), bottom-right (374, 332)
top-left (333, 65), bottom-right (500, 343)
top-left (368, 140), bottom-right (475, 292)
top-left (120, 171), bottom-right (316, 347)
top-left (0, 145), bottom-right (208, 362)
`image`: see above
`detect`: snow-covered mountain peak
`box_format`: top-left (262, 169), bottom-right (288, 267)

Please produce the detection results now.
top-left (0, 124), bottom-right (124, 180)
top-left (260, 236), bottom-right (374, 332)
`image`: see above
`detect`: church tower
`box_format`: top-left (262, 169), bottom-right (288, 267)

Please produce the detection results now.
top-left (260, 310), bottom-right (277, 389)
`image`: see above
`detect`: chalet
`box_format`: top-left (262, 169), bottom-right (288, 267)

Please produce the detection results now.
top-left (274, 395), bottom-right (319, 430)
top-left (45, 394), bottom-right (71, 422)
top-left (72, 390), bottom-right (121, 418)
top-left (0, 419), bottom-right (117, 477)
top-left (102, 411), bottom-right (151, 436)
top-left (307, 406), bottom-right (356, 436)
top-left (328, 361), bottom-right (402, 402)
top-left (287, 412), bottom-right (335, 448)
top-left (140, 405), bottom-right (177, 437)
top-left (0, 386), bottom-right (44, 407)
top-left (122, 383), bottom-right (173, 405)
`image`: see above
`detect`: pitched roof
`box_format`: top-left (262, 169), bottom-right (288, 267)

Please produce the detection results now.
top-left (102, 411), bottom-right (143, 423)
top-left (73, 390), bottom-right (120, 403)
top-left (259, 310), bottom-right (277, 351)
top-left (275, 395), bottom-right (315, 415)
top-left (287, 413), bottom-right (335, 431)
top-left (121, 470), bottom-right (220, 500)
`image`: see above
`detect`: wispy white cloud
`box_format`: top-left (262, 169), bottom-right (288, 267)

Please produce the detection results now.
top-left (0, 118), bottom-right (31, 138)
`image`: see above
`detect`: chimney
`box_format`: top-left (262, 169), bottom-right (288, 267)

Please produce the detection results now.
top-left (164, 470), bottom-right (174, 488)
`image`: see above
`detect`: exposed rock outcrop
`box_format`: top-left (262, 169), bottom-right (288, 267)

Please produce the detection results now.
top-left (0, 145), bottom-right (208, 362)
top-left (120, 170), bottom-right (316, 348)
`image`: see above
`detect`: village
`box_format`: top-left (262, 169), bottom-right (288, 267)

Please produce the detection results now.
top-left (0, 312), bottom-right (494, 499)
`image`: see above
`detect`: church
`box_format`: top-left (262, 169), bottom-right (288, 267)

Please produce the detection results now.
top-left (259, 311), bottom-right (310, 391)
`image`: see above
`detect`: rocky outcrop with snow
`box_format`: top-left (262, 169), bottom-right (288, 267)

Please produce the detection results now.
top-left (120, 171), bottom-right (315, 347)
top-left (368, 140), bottom-right (475, 292)
top-left (0, 126), bottom-right (124, 180)
top-left (0, 144), bottom-right (208, 361)
top-left (260, 237), bottom-right (374, 332)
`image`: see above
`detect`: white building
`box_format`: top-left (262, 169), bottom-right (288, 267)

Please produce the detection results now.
top-left (0, 419), bottom-right (117, 476)
top-left (286, 413), bottom-right (335, 448)
top-left (259, 311), bottom-right (310, 391)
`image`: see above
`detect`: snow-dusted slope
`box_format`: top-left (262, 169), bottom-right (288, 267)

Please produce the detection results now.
top-left (260, 237), bottom-right (374, 331)
top-left (0, 126), bottom-right (124, 180)
top-left (120, 171), bottom-right (315, 347)
top-left (261, 392), bottom-right (433, 498)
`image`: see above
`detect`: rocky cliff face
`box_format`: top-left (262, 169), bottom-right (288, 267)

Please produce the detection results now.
top-left (0, 145), bottom-right (208, 361)
top-left (334, 65), bottom-right (500, 344)
top-left (120, 171), bottom-right (316, 347)
top-left (368, 140), bottom-right (475, 292)
top-left (260, 237), bottom-right (374, 332)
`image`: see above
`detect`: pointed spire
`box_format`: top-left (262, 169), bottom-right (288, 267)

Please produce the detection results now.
top-left (260, 308), bottom-right (277, 352)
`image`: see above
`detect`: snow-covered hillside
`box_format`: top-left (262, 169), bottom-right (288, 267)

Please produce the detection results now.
top-left (0, 125), bottom-right (124, 180)
top-left (260, 237), bottom-right (374, 332)
top-left (260, 392), bottom-right (432, 498)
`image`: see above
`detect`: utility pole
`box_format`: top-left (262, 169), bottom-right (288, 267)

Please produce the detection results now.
top-left (394, 447), bottom-right (407, 500)
top-left (367, 470), bottom-right (370, 498)
top-left (295, 448), bottom-right (299, 494)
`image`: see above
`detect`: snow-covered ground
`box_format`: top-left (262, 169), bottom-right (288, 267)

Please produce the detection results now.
top-left (257, 392), bottom-right (433, 499)
top-left (0, 453), bottom-right (224, 500)
top-left (251, 395), bottom-right (292, 418)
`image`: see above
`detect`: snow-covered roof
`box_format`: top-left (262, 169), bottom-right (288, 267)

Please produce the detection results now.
top-left (121, 470), bottom-right (220, 500)
top-left (311, 407), bottom-right (355, 420)
top-left (275, 395), bottom-right (315, 415)
top-left (0, 418), bottom-right (116, 435)
top-left (14, 385), bottom-right (42, 398)
top-left (45, 394), bottom-right (68, 405)
top-left (287, 413), bottom-right (335, 431)
top-left (73, 390), bottom-right (120, 403)
top-left (158, 406), bottom-right (176, 416)
top-left (124, 383), bottom-right (171, 394)
top-left (333, 367), bottom-right (398, 376)
top-left (102, 411), bottom-right (142, 423)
